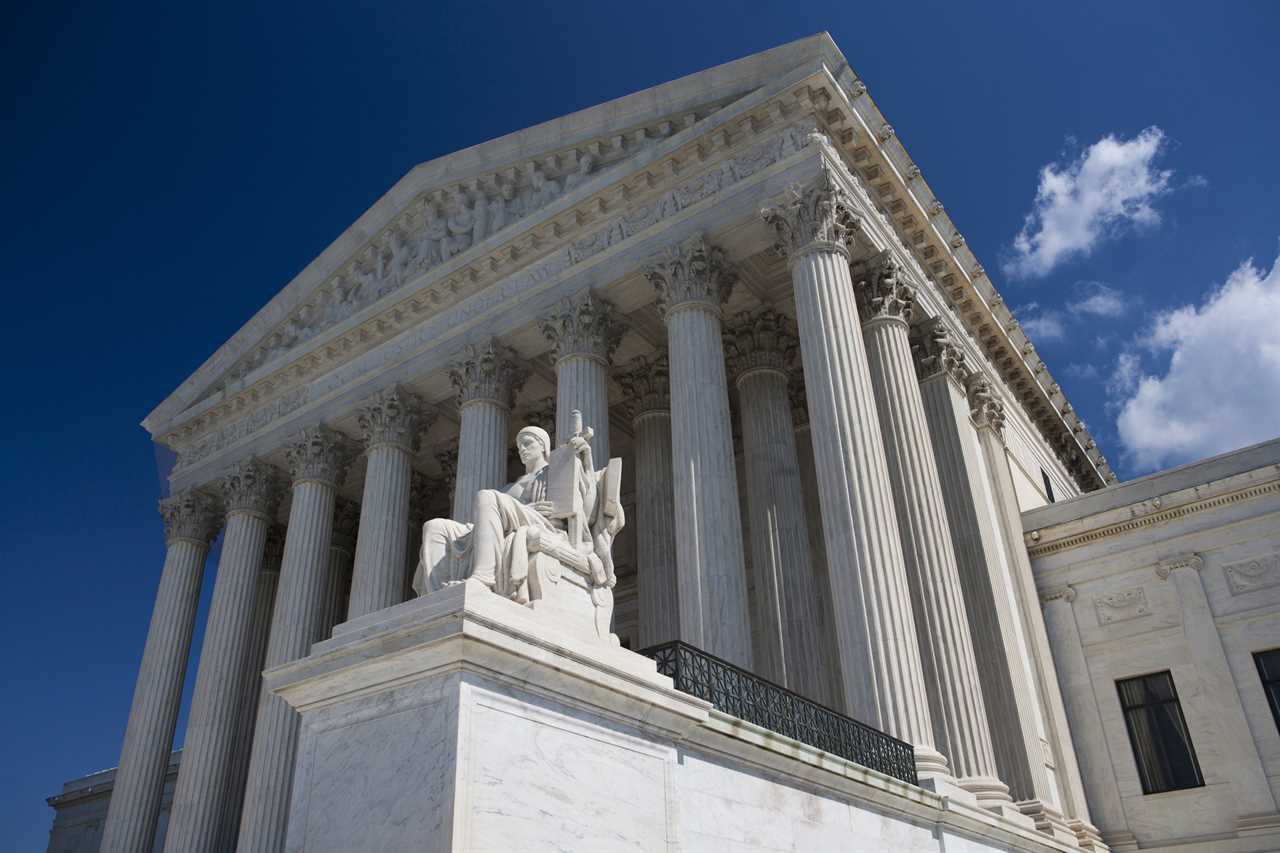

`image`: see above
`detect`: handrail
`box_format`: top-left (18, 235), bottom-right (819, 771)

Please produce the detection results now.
top-left (640, 640), bottom-right (918, 786)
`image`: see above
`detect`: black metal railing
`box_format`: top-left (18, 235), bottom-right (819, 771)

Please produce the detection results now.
top-left (640, 641), bottom-right (918, 786)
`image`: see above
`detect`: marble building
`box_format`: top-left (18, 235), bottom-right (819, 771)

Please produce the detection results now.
top-left (43, 32), bottom-right (1279, 853)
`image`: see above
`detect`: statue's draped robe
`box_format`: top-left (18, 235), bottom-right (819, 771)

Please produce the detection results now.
top-left (416, 462), bottom-right (595, 599)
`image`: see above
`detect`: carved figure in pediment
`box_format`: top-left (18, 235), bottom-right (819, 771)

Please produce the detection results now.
top-left (387, 227), bottom-right (415, 286)
top-left (417, 205), bottom-right (447, 268)
top-left (469, 189), bottom-right (488, 245)
top-left (444, 188), bottom-right (474, 259)
top-left (528, 166), bottom-right (562, 211)
top-left (563, 153), bottom-right (595, 193)
top-left (413, 412), bottom-right (624, 642)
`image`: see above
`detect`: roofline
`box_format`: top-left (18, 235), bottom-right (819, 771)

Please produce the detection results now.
top-left (1022, 436), bottom-right (1280, 532)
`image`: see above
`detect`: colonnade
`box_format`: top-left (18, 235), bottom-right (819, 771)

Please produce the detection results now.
top-left (100, 164), bottom-right (1093, 851)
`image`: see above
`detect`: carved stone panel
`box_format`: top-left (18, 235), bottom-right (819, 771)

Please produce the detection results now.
top-left (1093, 587), bottom-right (1151, 626)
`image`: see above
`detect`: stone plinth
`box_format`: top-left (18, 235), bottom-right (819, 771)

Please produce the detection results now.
top-left (267, 583), bottom-right (1082, 853)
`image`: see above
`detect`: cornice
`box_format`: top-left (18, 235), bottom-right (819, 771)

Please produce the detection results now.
top-left (1025, 475), bottom-right (1280, 558)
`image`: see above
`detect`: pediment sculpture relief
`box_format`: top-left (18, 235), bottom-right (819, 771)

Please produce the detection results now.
top-left (412, 411), bottom-right (624, 642)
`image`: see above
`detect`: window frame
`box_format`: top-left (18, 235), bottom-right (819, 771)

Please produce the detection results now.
top-left (1116, 670), bottom-right (1205, 795)
top-left (1254, 648), bottom-right (1280, 735)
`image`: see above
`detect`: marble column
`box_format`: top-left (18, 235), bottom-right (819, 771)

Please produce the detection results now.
top-left (855, 258), bottom-right (1007, 803)
top-left (320, 498), bottom-right (359, 637)
top-left (761, 167), bottom-right (939, 775)
top-left (618, 353), bottom-right (679, 649)
top-left (912, 318), bottom-right (1042, 821)
top-left (643, 234), bottom-right (752, 669)
top-left (541, 290), bottom-right (620, 460)
top-left (1040, 585), bottom-right (1131, 851)
top-left (238, 426), bottom-right (354, 852)
top-left (405, 472), bottom-right (431, 601)
top-left (967, 377), bottom-right (1076, 841)
top-left (1156, 554), bottom-right (1280, 830)
top-left (164, 460), bottom-right (281, 853)
top-left (725, 309), bottom-right (825, 701)
top-left (790, 381), bottom-right (845, 712)
top-left (99, 490), bottom-right (220, 853)
top-left (448, 341), bottom-right (524, 522)
top-left (348, 388), bottom-right (428, 619)
top-left (216, 523), bottom-right (283, 851)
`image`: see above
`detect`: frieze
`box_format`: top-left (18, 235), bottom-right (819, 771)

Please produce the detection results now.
top-left (1224, 552), bottom-right (1280, 596)
top-left (1094, 587), bottom-right (1151, 626)
top-left (174, 387), bottom-right (309, 470)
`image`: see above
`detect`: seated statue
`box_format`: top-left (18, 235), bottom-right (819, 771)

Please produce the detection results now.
top-left (412, 413), bottom-right (624, 642)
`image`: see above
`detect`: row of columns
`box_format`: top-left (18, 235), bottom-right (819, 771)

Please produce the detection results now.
top-left (103, 161), bottom-right (1092, 849)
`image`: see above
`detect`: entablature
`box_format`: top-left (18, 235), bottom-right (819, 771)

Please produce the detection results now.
top-left (150, 36), bottom-right (1111, 493)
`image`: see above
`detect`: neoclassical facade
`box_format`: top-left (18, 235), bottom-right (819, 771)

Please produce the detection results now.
top-left (46, 33), bottom-right (1172, 853)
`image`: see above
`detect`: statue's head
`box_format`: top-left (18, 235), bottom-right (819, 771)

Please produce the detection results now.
top-left (515, 425), bottom-right (551, 466)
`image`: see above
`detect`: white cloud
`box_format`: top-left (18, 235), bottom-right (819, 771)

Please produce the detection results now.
top-left (1071, 282), bottom-right (1127, 318)
top-left (1065, 362), bottom-right (1101, 381)
top-left (1114, 246), bottom-right (1280, 472)
top-left (1014, 302), bottom-right (1066, 341)
top-left (1005, 128), bottom-right (1174, 278)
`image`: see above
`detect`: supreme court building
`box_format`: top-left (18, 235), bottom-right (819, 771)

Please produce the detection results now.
top-left (46, 34), bottom-right (1280, 853)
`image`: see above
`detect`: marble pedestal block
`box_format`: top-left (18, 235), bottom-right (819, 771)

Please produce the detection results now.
top-left (268, 582), bottom-right (1082, 853)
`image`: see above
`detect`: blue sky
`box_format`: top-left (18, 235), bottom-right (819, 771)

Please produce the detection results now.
top-left (3, 0), bottom-right (1278, 846)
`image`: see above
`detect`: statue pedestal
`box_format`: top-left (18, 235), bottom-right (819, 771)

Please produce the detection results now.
top-left (269, 580), bottom-right (709, 853)
top-left (270, 581), bottom-right (1085, 853)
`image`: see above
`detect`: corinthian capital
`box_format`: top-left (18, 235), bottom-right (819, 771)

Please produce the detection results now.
top-left (910, 317), bottom-right (970, 385)
top-left (725, 309), bottom-right (798, 382)
top-left (643, 234), bottom-right (737, 318)
top-left (966, 374), bottom-right (1006, 435)
top-left (357, 387), bottom-right (428, 451)
top-left (761, 167), bottom-right (859, 260)
top-left (284, 424), bottom-right (356, 486)
top-left (220, 459), bottom-right (284, 518)
top-left (540, 291), bottom-right (623, 364)
top-left (854, 251), bottom-right (917, 323)
top-left (616, 352), bottom-right (671, 420)
top-left (448, 340), bottom-right (525, 409)
top-left (158, 488), bottom-right (221, 545)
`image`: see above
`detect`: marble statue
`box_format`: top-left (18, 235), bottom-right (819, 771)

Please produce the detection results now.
top-left (413, 411), bottom-right (624, 640)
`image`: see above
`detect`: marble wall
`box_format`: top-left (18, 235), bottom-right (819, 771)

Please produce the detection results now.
top-left (1026, 439), bottom-right (1280, 852)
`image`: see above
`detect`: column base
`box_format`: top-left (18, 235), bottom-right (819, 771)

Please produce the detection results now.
top-left (1067, 819), bottom-right (1112, 852)
top-left (1099, 829), bottom-right (1139, 852)
top-left (1237, 811), bottom-right (1280, 836)
top-left (958, 776), bottom-right (1034, 829)
top-left (1018, 798), bottom-right (1081, 845)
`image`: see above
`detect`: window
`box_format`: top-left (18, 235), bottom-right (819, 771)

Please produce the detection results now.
top-left (1255, 649), bottom-right (1280, 734)
top-left (1117, 671), bottom-right (1204, 794)
top-left (1041, 468), bottom-right (1056, 503)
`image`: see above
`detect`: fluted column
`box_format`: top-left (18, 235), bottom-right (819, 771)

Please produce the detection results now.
top-left (726, 310), bottom-right (825, 700)
top-left (449, 341), bottom-right (524, 522)
top-left (238, 426), bottom-right (355, 852)
top-left (761, 165), bottom-right (939, 775)
top-left (321, 498), bottom-right (359, 636)
top-left (855, 258), bottom-right (1006, 803)
top-left (348, 389), bottom-right (428, 619)
top-left (618, 354), bottom-right (679, 649)
top-left (217, 523), bottom-right (283, 851)
top-left (164, 461), bottom-right (281, 853)
top-left (643, 235), bottom-right (751, 668)
top-left (405, 472), bottom-right (431, 601)
top-left (968, 377), bottom-right (1076, 840)
top-left (100, 490), bottom-right (220, 853)
top-left (541, 291), bottom-right (620, 460)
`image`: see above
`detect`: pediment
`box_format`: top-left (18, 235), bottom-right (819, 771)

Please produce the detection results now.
top-left (142, 33), bottom-right (851, 439)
